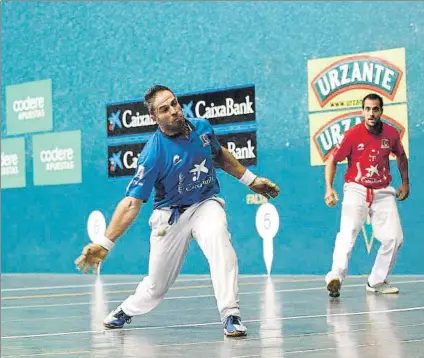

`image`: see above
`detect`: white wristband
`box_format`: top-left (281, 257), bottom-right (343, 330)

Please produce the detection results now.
top-left (239, 169), bottom-right (257, 186)
top-left (94, 235), bottom-right (115, 251)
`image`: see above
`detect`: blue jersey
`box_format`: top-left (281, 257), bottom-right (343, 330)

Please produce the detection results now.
top-left (126, 118), bottom-right (222, 209)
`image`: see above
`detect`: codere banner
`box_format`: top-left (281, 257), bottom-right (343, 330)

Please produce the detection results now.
top-left (308, 48), bottom-right (407, 112)
top-left (309, 104), bottom-right (409, 166)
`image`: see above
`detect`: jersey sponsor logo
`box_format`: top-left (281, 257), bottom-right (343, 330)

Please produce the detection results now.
top-left (199, 134), bottom-right (210, 147)
top-left (368, 149), bottom-right (379, 162)
top-left (173, 154), bottom-right (182, 166)
top-left (134, 165), bottom-right (145, 180)
top-left (365, 164), bottom-right (379, 177)
top-left (381, 139), bottom-right (390, 148)
top-left (179, 85), bottom-right (255, 125)
top-left (107, 142), bottom-right (146, 178)
top-left (189, 159), bottom-right (209, 181)
top-left (312, 111), bottom-right (405, 162)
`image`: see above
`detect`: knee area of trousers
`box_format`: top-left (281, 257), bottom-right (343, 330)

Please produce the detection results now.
top-left (381, 236), bottom-right (403, 248)
top-left (203, 223), bottom-right (229, 239)
top-left (146, 284), bottom-right (167, 300)
top-left (139, 277), bottom-right (167, 300)
top-left (336, 230), bottom-right (358, 245)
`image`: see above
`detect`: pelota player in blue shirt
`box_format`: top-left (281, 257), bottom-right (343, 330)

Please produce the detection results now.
top-left (75, 85), bottom-right (280, 337)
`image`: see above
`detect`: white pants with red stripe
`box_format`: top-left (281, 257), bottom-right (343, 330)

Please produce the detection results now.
top-left (121, 197), bottom-right (240, 321)
top-left (326, 182), bottom-right (403, 287)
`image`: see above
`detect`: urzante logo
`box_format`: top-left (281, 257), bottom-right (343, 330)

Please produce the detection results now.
top-left (107, 101), bottom-right (157, 137)
top-left (108, 143), bottom-right (146, 178)
top-left (217, 131), bottom-right (257, 167)
top-left (312, 56), bottom-right (403, 107)
top-left (179, 85), bottom-right (256, 125)
top-left (313, 111), bottom-right (405, 161)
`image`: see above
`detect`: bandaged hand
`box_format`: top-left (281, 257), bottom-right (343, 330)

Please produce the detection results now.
top-left (249, 177), bottom-right (280, 199)
top-left (324, 188), bottom-right (339, 207)
top-left (74, 243), bottom-right (108, 274)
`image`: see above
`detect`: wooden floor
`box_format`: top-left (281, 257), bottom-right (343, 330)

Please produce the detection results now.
top-left (2, 274), bottom-right (424, 357)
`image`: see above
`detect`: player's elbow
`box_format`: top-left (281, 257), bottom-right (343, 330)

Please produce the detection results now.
top-left (325, 154), bottom-right (337, 168)
top-left (121, 196), bottom-right (142, 216)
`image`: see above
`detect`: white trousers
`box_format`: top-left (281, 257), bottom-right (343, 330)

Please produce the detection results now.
top-left (121, 197), bottom-right (240, 321)
top-left (326, 182), bottom-right (403, 287)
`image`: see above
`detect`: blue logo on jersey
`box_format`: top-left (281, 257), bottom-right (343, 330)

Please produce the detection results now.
top-left (108, 110), bottom-right (122, 131)
top-left (182, 101), bottom-right (195, 118)
top-left (109, 151), bottom-right (123, 172)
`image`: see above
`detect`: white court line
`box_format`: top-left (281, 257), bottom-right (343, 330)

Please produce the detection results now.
top-left (234, 338), bottom-right (424, 357)
top-left (148, 322), bottom-right (424, 348)
top-left (3, 323), bottom-right (423, 357)
top-left (0, 277), bottom-right (213, 292)
top-left (2, 279), bottom-right (424, 310)
top-left (4, 335), bottom-right (424, 358)
top-left (2, 305), bottom-right (424, 340)
top-left (0, 276), bottom-right (330, 293)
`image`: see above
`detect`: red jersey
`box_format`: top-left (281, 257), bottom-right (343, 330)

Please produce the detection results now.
top-left (332, 122), bottom-right (405, 189)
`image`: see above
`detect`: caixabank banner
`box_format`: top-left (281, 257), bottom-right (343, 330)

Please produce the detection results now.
top-left (106, 100), bottom-right (157, 137)
top-left (179, 85), bottom-right (255, 125)
top-left (106, 84), bottom-right (256, 139)
top-left (106, 85), bottom-right (257, 178)
top-left (308, 48), bottom-right (407, 112)
top-left (217, 131), bottom-right (257, 167)
top-left (108, 142), bottom-right (147, 178)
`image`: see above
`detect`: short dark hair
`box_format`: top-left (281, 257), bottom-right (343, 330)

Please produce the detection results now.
top-left (144, 85), bottom-right (173, 114)
top-left (362, 93), bottom-right (383, 109)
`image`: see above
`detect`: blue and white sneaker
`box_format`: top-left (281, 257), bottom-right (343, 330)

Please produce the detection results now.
top-left (103, 306), bottom-right (132, 329)
top-left (223, 315), bottom-right (247, 337)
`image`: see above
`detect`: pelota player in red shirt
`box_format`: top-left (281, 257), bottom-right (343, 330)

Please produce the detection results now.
top-left (324, 93), bottom-right (410, 298)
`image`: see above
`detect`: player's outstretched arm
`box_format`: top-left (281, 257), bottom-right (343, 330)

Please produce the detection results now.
top-left (75, 197), bottom-right (143, 274)
top-left (324, 154), bottom-right (339, 207)
top-left (214, 146), bottom-right (280, 199)
top-left (396, 153), bottom-right (410, 201)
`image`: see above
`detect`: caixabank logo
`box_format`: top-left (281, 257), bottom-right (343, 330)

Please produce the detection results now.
top-left (107, 100), bottom-right (157, 137)
top-left (108, 142), bottom-right (146, 178)
top-left (309, 104), bottom-right (409, 166)
top-left (179, 85), bottom-right (255, 126)
top-left (217, 131), bottom-right (257, 167)
top-left (308, 48), bottom-right (407, 111)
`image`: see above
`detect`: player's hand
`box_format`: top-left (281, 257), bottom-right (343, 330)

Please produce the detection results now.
top-left (74, 243), bottom-right (108, 274)
top-left (249, 177), bottom-right (280, 199)
top-left (324, 188), bottom-right (339, 207)
top-left (396, 183), bottom-right (410, 201)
